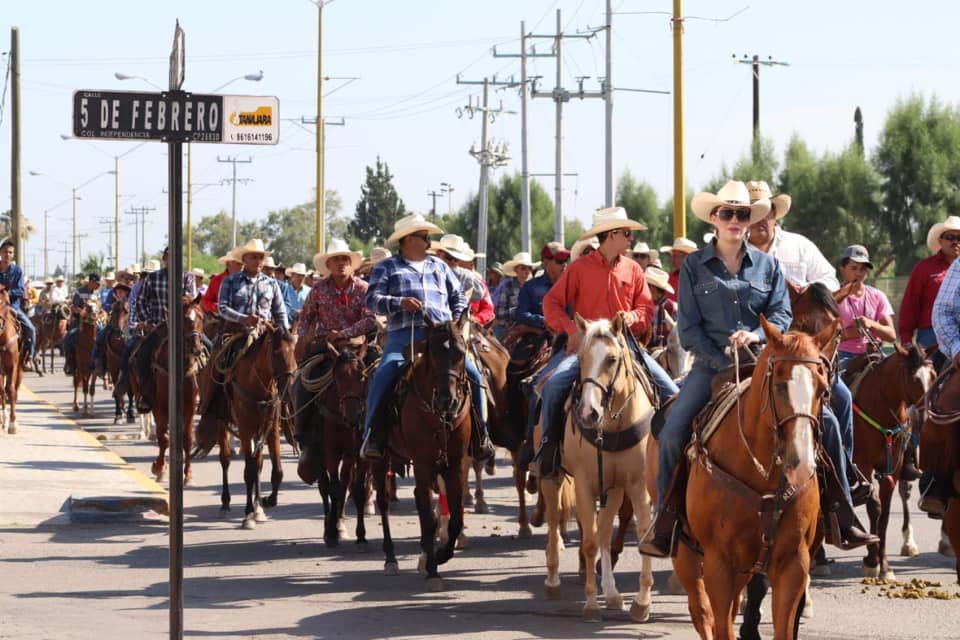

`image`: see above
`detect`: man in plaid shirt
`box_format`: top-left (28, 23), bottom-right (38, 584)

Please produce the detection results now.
top-left (360, 214), bottom-right (494, 461)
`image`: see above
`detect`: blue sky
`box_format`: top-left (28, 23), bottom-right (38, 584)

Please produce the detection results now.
top-left (1, 0), bottom-right (956, 275)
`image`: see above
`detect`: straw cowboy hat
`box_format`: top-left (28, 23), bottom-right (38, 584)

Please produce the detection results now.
top-left (104, 271), bottom-right (116, 281)
top-left (746, 180), bottom-right (792, 220)
top-left (55, 274), bottom-right (66, 282)
top-left (660, 237), bottom-right (698, 255)
top-left (313, 238), bottom-right (363, 275)
top-left (216, 247), bottom-right (244, 265)
top-left (926, 216), bottom-right (960, 253)
top-left (43, 277), bottom-right (54, 285)
top-left (127, 263), bottom-right (142, 275)
top-left (191, 268), bottom-right (205, 278)
top-left (691, 180), bottom-right (771, 224)
top-left (143, 259), bottom-right (161, 273)
top-left (570, 237), bottom-right (599, 261)
top-left (427, 240), bottom-right (442, 256)
top-left (579, 206), bottom-right (648, 241)
top-left (385, 213), bottom-right (444, 248)
top-left (113, 281), bottom-right (132, 294)
top-left (436, 234), bottom-right (475, 262)
top-left (644, 266), bottom-right (674, 295)
top-left (368, 247), bottom-right (391, 264)
top-left (502, 251), bottom-right (541, 276)
top-left (631, 242), bottom-right (659, 261)
top-left (263, 256), bottom-right (278, 269)
top-left (238, 238), bottom-right (272, 258)
top-left (285, 262), bottom-right (308, 277)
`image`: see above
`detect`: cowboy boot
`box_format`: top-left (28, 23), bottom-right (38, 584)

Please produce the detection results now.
top-left (360, 404), bottom-right (390, 461)
top-left (64, 348), bottom-right (75, 375)
top-left (847, 461), bottom-right (873, 507)
top-left (472, 413), bottom-right (496, 463)
top-left (901, 443), bottom-right (921, 482)
top-left (638, 457), bottom-right (688, 558)
top-left (918, 473), bottom-right (948, 518)
top-left (533, 418), bottom-right (565, 480)
top-left (822, 467), bottom-right (878, 550)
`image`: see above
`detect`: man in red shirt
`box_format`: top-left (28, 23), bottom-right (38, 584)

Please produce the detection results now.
top-left (201, 247), bottom-right (242, 316)
top-left (900, 216), bottom-right (960, 370)
top-left (534, 207), bottom-right (679, 478)
top-left (659, 237), bottom-right (697, 303)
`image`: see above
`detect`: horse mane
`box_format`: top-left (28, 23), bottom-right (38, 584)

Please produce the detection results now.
top-left (805, 282), bottom-right (840, 318)
top-left (904, 342), bottom-right (924, 373)
top-left (778, 330), bottom-right (820, 357)
top-left (580, 318), bottom-right (617, 349)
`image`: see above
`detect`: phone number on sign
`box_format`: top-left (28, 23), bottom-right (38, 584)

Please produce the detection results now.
top-left (230, 132), bottom-right (274, 142)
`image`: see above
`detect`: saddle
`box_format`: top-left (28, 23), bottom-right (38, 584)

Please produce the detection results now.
top-left (841, 352), bottom-right (884, 398)
top-left (211, 328), bottom-right (260, 381)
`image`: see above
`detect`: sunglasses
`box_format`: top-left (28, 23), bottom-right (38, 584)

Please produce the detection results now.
top-left (941, 233), bottom-right (960, 243)
top-left (551, 257), bottom-right (569, 265)
top-left (716, 208), bottom-right (752, 222)
top-left (610, 229), bottom-right (633, 239)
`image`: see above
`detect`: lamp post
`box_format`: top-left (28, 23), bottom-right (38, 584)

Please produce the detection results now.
top-left (440, 182), bottom-right (455, 215)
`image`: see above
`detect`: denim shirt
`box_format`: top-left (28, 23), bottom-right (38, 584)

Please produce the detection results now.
top-left (516, 273), bottom-right (553, 329)
top-left (678, 241), bottom-right (792, 371)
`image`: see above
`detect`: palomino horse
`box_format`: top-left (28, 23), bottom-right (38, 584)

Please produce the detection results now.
top-left (36, 303), bottom-right (69, 375)
top-left (0, 287), bottom-right (24, 434)
top-left (105, 298), bottom-right (135, 425)
top-left (150, 298), bottom-right (205, 483)
top-left (73, 298), bottom-right (100, 416)
top-left (656, 317), bottom-right (838, 640)
top-left (848, 345), bottom-right (935, 580)
top-left (542, 312), bottom-right (657, 622)
top-left (377, 315), bottom-right (472, 590)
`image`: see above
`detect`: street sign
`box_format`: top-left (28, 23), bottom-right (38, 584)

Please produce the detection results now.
top-left (169, 21), bottom-right (185, 91)
top-left (72, 90), bottom-right (279, 145)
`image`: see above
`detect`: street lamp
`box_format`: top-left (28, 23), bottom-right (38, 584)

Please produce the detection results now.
top-left (113, 72), bottom-right (162, 90)
top-left (440, 182), bottom-right (455, 215)
top-left (210, 70), bottom-right (264, 93)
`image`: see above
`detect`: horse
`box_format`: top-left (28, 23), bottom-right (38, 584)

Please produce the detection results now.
top-left (847, 345), bottom-right (936, 580)
top-left (375, 314), bottom-right (472, 590)
top-left (149, 298), bottom-right (205, 483)
top-left (105, 298), bottom-right (136, 425)
top-left (651, 316), bottom-right (838, 640)
top-left (0, 287), bottom-right (24, 434)
top-left (788, 281), bottom-right (845, 336)
top-left (72, 298), bottom-right (100, 416)
top-left (36, 303), bottom-right (68, 376)
top-left (540, 312), bottom-right (657, 622)
top-left (651, 313), bottom-right (692, 380)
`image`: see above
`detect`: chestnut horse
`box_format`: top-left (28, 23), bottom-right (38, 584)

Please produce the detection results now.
top-left (37, 303), bottom-right (69, 375)
top-left (73, 298), bottom-right (99, 416)
top-left (105, 298), bottom-right (135, 425)
top-left (651, 317), bottom-right (837, 640)
top-left (149, 298), bottom-right (205, 483)
top-left (848, 345), bottom-right (935, 580)
top-left (0, 287), bottom-right (23, 434)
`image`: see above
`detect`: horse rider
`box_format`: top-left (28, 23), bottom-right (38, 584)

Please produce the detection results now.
top-left (262, 256), bottom-right (298, 327)
top-left (836, 245), bottom-right (897, 368)
top-left (569, 237), bottom-right (598, 262)
top-left (296, 239), bottom-right (378, 361)
top-left (644, 266), bottom-right (677, 350)
top-left (0, 240), bottom-right (35, 362)
top-left (132, 248), bottom-right (198, 413)
top-left (487, 262), bottom-right (504, 306)
top-left (100, 271), bottom-right (116, 311)
top-left (358, 213), bottom-right (495, 462)
top-left (639, 181), bottom-right (876, 558)
top-left (216, 239), bottom-right (289, 334)
top-left (533, 207), bottom-right (680, 479)
top-left (660, 237), bottom-right (697, 303)
top-left (356, 246), bottom-right (391, 282)
top-left (95, 277), bottom-right (134, 377)
top-left (902, 215), bottom-right (960, 371)
top-left (286, 262), bottom-right (312, 325)
top-left (434, 234), bottom-right (495, 327)
top-left (62, 274), bottom-right (100, 375)
top-left (746, 180), bottom-right (872, 503)
top-left (494, 251), bottom-right (539, 339)
top-left (630, 242), bottom-right (659, 270)
top-left (192, 268), bottom-right (207, 296)
top-left (202, 248), bottom-right (243, 316)
top-left (37, 278), bottom-right (56, 311)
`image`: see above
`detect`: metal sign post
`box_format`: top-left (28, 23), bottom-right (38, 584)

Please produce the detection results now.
top-left (70, 21), bottom-right (278, 640)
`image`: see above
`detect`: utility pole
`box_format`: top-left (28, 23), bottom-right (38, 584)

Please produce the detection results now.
top-left (493, 21), bottom-right (555, 254)
top-left (673, 1), bottom-right (685, 240)
top-left (426, 189), bottom-right (442, 221)
top-left (43, 210), bottom-right (49, 278)
top-left (734, 53), bottom-right (789, 147)
top-left (604, 0), bottom-right (613, 207)
top-left (57, 240), bottom-right (69, 280)
top-left (217, 156), bottom-right (252, 247)
top-left (10, 27), bottom-right (22, 260)
top-left (302, 116), bottom-right (346, 243)
top-left (125, 206), bottom-right (156, 265)
top-left (440, 182), bottom-right (455, 216)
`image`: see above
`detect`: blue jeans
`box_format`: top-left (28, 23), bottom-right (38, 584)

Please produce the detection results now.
top-left (917, 328), bottom-right (947, 371)
top-left (363, 327), bottom-right (486, 435)
top-left (12, 306), bottom-right (34, 357)
top-left (95, 326), bottom-right (109, 362)
top-left (830, 376), bottom-right (854, 460)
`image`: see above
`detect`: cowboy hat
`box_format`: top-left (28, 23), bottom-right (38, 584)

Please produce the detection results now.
top-left (358, 247), bottom-right (392, 273)
top-left (54, 274), bottom-right (66, 282)
top-left (104, 271), bottom-right (116, 281)
top-left (216, 247), bottom-right (244, 266)
top-left (926, 216), bottom-right (960, 253)
top-left (487, 261), bottom-right (504, 276)
top-left (644, 266), bottom-right (675, 295)
top-left (385, 213), bottom-right (444, 248)
top-left (660, 238), bottom-right (698, 254)
top-left (436, 234), bottom-right (475, 263)
top-left (427, 240), bottom-right (442, 256)
top-left (43, 277), bottom-right (54, 284)
top-left (691, 180), bottom-right (771, 224)
top-left (127, 263), bottom-right (141, 274)
top-left (746, 180), bottom-right (792, 220)
top-left (313, 238), bottom-right (364, 275)
top-left (143, 259), bottom-right (161, 273)
top-left (502, 251), bottom-right (542, 276)
top-left (113, 281), bottom-right (132, 293)
top-left (570, 237), bottom-right (599, 261)
top-left (238, 238), bottom-right (272, 258)
top-left (191, 268), bottom-right (205, 278)
top-left (579, 206), bottom-right (648, 241)
top-left (631, 242), bottom-right (659, 261)
top-left (263, 256), bottom-right (277, 269)
top-left (285, 262), bottom-right (308, 277)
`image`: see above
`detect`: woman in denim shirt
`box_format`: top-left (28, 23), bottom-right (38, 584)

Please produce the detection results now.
top-left (640, 180), bottom-right (876, 557)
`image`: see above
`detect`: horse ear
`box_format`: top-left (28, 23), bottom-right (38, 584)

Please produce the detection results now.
top-left (760, 314), bottom-right (784, 348)
top-left (923, 342), bottom-right (939, 361)
top-left (612, 311), bottom-right (626, 336)
top-left (816, 319), bottom-right (841, 359)
top-left (575, 312), bottom-right (588, 334)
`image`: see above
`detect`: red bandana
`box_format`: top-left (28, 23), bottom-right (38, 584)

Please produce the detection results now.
top-left (333, 281), bottom-right (351, 307)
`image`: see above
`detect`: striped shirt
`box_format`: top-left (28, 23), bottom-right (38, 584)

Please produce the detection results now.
top-left (365, 255), bottom-right (466, 332)
top-left (218, 270), bottom-right (289, 329)
top-left (134, 269), bottom-right (198, 327)
top-left (932, 257), bottom-right (960, 359)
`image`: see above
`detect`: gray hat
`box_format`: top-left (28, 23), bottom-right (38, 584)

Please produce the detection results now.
top-left (488, 261), bottom-right (504, 276)
top-left (841, 245), bottom-right (873, 269)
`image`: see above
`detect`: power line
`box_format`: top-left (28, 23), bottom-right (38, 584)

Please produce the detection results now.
top-left (217, 156), bottom-right (253, 247)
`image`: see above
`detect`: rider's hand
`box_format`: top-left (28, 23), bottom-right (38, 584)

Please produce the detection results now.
top-left (729, 330), bottom-right (759, 349)
top-left (567, 330), bottom-right (583, 354)
top-left (327, 330), bottom-right (343, 342)
top-left (400, 297), bottom-right (422, 312)
top-left (243, 315), bottom-right (259, 327)
top-left (620, 310), bottom-right (640, 327)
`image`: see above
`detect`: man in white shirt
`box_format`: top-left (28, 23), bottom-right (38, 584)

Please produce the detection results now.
top-left (50, 275), bottom-right (70, 306)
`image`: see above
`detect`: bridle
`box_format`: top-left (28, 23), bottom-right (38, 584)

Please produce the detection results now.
top-left (414, 328), bottom-right (470, 426)
top-left (575, 335), bottom-right (638, 423)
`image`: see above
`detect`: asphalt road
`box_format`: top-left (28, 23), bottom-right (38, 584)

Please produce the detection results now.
top-left (2, 356), bottom-right (959, 639)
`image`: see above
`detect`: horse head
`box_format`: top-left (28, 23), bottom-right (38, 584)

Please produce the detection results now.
top-left (893, 342), bottom-right (936, 402)
top-left (0, 285), bottom-right (10, 312)
top-left (789, 282), bottom-right (841, 335)
top-left (183, 298), bottom-right (205, 358)
top-left (423, 313), bottom-right (469, 420)
top-left (757, 315), bottom-right (839, 489)
top-left (573, 311), bottom-right (633, 429)
top-left (80, 298), bottom-right (100, 325)
top-left (327, 337), bottom-right (368, 427)
top-left (270, 324), bottom-right (297, 390)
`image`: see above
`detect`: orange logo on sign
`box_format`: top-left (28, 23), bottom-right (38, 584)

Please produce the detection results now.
top-left (229, 106), bottom-right (272, 126)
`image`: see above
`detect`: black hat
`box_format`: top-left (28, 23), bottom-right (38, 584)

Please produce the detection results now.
top-left (88, 273), bottom-right (101, 283)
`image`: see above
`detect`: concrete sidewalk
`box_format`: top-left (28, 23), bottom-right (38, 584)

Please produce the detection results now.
top-left (0, 384), bottom-right (168, 527)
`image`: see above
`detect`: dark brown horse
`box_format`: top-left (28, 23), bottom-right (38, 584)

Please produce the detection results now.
top-left (36, 303), bottom-right (68, 376)
top-left (848, 345), bottom-right (935, 580)
top-left (150, 298), bottom-right (205, 483)
top-left (105, 298), bottom-right (135, 424)
top-left (72, 298), bottom-right (99, 416)
top-left (0, 287), bottom-right (23, 434)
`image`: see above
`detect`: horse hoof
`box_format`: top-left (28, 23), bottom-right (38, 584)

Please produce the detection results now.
top-left (365, 502), bottom-right (376, 516)
top-left (355, 541), bottom-right (369, 553)
top-left (474, 499), bottom-right (488, 515)
top-left (254, 508), bottom-right (268, 524)
top-left (802, 601), bottom-right (814, 618)
top-left (939, 539), bottom-right (956, 558)
top-left (436, 547), bottom-right (453, 566)
top-left (219, 506), bottom-right (231, 517)
top-left (241, 516), bottom-right (257, 530)
top-left (425, 577), bottom-right (444, 592)
top-left (900, 543), bottom-right (920, 558)
top-left (324, 537), bottom-right (339, 549)
top-left (583, 607), bottom-right (602, 623)
top-left (879, 569), bottom-right (896, 581)
top-left (605, 594), bottom-right (623, 611)
top-left (861, 563), bottom-right (880, 579)
top-left (384, 561), bottom-right (400, 576)
top-left (518, 524), bottom-right (533, 539)
top-left (6, 422), bottom-right (16, 435)
top-left (629, 601), bottom-right (650, 623)
top-left (260, 496), bottom-right (277, 509)
top-left (667, 572), bottom-right (686, 595)
top-left (417, 553), bottom-right (428, 577)
top-left (464, 493), bottom-right (474, 508)
top-left (544, 583), bottom-right (562, 600)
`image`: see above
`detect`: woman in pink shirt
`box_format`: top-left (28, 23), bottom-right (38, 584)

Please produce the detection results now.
top-left (836, 245), bottom-right (896, 368)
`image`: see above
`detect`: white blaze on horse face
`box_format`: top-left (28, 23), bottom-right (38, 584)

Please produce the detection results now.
top-left (784, 365), bottom-right (817, 488)
top-left (580, 332), bottom-right (613, 424)
top-left (915, 363), bottom-right (935, 393)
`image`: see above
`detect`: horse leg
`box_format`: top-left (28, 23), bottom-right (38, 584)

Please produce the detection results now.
top-left (152, 418), bottom-right (168, 481)
top-left (241, 439), bottom-right (260, 529)
top-left (352, 463), bottom-right (368, 547)
top-left (608, 496), bottom-right (634, 571)
top-left (324, 461), bottom-right (342, 547)
top-left (412, 465), bottom-right (442, 590)
top-left (738, 574), bottom-right (767, 640)
top-left (862, 474), bottom-right (882, 578)
top-left (463, 459), bottom-right (474, 508)
top-left (624, 480), bottom-right (653, 623)
top-left (219, 424), bottom-right (231, 516)
top-left (261, 422), bottom-right (282, 508)
top-left (436, 464), bottom-right (465, 568)
top-left (597, 488), bottom-right (624, 614)
top-left (574, 479), bottom-right (602, 621)
top-left (512, 451), bottom-right (532, 538)
top-left (73, 374), bottom-right (79, 412)
top-left (702, 554), bottom-right (738, 640)
top-left (945, 499), bottom-right (960, 582)
top-left (674, 541), bottom-right (714, 639)
top-left (473, 459), bottom-right (487, 514)
top-left (540, 477), bottom-right (564, 599)
top-left (7, 368), bottom-right (18, 435)
top-left (253, 445), bottom-right (267, 523)
top-left (942, 522), bottom-right (957, 558)
top-left (769, 555), bottom-right (809, 640)
top-left (374, 460), bottom-right (398, 575)
top-left (899, 479), bottom-right (920, 556)
top-left (876, 475), bottom-right (896, 579)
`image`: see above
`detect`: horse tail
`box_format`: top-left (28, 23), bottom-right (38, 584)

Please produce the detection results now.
top-left (191, 409), bottom-right (224, 459)
top-left (559, 476), bottom-right (576, 530)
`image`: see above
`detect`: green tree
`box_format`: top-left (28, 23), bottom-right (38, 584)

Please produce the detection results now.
top-left (193, 211), bottom-right (236, 258)
top-left (79, 252), bottom-right (104, 276)
top-left (348, 157), bottom-right (406, 246)
top-left (873, 95), bottom-right (960, 274)
top-left (617, 170), bottom-right (671, 248)
top-left (260, 191), bottom-right (343, 265)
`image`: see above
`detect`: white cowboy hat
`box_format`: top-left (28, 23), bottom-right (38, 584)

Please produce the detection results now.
top-left (143, 259), bottom-right (161, 273)
top-left (368, 247), bottom-right (391, 264)
top-left (631, 242), bottom-right (659, 261)
top-left (427, 240), bottom-right (442, 256)
top-left (263, 256), bottom-right (278, 269)
top-left (926, 216), bottom-right (960, 253)
top-left (216, 247), bottom-right (244, 265)
top-left (104, 271), bottom-right (116, 281)
top-left (54, 274), bottom-right (66, 281)
top-left (746, 180), bottom-right (792, 220)
top-left (660, 237), bottom-right (698, 254)
top-left (238, 238), bottom-right (272, 258)
top-left (285, 262), bottom-right (308, 277)
top-left (313, 238), bottom-right (363, 275)
top-left (570, 237), bottom-right (600, 261)
top-left (502, 251), bottom-right (541, 276)
top-left (127, 263), bottom-right (141, 274)
top-left (385, 213), bottom-right (444, 248)
top-left (436, 234), bottom-right (475, 263)
top-left (43, 277), bottom-right (54, 285)
top-left (644, 266), bottom-right (674, 295)
top-left (191, 267), bottom-right (205, 277)
top-left (691, 180), bottom-right (771, 224)
top-left (579, 206), bottom-right (648, 241)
